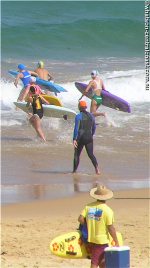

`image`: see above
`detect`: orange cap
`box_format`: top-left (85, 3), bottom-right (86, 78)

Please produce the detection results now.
top-left (79, 100), bottom-right (87, 108)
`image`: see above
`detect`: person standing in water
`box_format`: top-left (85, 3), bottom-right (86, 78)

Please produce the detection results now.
top-left (34, 60), bottom-right (56, 96)
top-left (20, 76), bottom-right (45, 101)
top-left (34, 61), bottom-right (54, 81)
top-left (79, 70), bottom-right (106, 118)
top-left (73, 100), bottom-right (100, 175)
top-left (14, 64), bottom-right (38, 102)
top-left (27, 86), bottom-right (49, 142)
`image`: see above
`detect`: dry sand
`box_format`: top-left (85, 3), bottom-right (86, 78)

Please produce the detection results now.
top-left (1, 188), bottom-right (150, 268)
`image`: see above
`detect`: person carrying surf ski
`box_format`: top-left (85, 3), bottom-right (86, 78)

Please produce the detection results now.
top-left (34, 61), bottom-right (54, 81)
top-left (34, 61), bottom-right (57, 96)
top-left (27, 86), bottom-right (49, 142)
top-left (79, 70), bottom-right (106, 118)
top-left (73, 100), bottom-right (100, 174)
top-left (20, 76), bottom-right (45, 102)
top-left (14, 64), bottom-right (38, 102)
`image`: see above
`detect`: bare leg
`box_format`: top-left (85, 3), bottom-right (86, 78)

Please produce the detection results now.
top-left (17, 87), bottom-right (29, 102)
top-left (21, 87), bottom-right (30, 101)
top-left (91, 265), bottom-right (98, 268)
top-left (90, 100), bottom-right (106, 117)
top-left (99, 257), bottom-right (106, 268)
top-left (90, 257), bottom-right (105, 268)
top-left (29, 115), bottom-right (46, 141)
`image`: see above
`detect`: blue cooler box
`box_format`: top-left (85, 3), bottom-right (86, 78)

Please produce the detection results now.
top-left (104, 246), bottom-right (130, 268)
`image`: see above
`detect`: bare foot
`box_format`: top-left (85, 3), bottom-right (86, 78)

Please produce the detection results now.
top-left (102, 112), bottom-right (108, 117)
top-left (95, 167), bottom-right (100, 175)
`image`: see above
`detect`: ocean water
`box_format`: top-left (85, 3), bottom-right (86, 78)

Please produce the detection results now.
top-left (1, 1), bottom-right (144, 61)
top-left (1, 1), bottom-right (149, 204)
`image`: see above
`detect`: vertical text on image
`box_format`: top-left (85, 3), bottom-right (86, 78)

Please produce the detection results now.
top-left (145, 1), bottom-right (150, 90)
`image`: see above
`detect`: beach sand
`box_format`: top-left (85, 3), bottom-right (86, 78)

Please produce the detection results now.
top-left (1, 188), bottom-right (150, 268)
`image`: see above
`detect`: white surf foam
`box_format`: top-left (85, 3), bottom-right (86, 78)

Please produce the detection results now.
top-left (1, 69), bottom-right (149, 127)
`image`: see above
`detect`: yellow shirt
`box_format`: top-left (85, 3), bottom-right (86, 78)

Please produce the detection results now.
top-left (81, 201), bottom-right (114, 244)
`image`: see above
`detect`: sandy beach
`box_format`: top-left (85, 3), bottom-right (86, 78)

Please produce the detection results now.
top-left (1, 188), bottom-right (149, 268)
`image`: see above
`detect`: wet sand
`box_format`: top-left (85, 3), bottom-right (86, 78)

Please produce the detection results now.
top-left (1, 188), bottom-right (150, 268)
top-left (1, 123), bottom-right (149, 204)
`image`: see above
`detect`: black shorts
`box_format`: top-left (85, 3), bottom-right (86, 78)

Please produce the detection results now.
top-left (34, 111), bottom-right (43, 119)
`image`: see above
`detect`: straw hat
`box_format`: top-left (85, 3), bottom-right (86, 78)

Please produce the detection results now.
top-left (90, 185), bottom-right (113, 201)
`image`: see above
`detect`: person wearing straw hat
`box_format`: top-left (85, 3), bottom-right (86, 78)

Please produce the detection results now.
top-left (73, 100), bottom-right (100, 174)
top-left (78, 185), bottom-right (119, 268)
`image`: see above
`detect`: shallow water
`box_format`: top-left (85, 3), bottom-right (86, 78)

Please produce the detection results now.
top-left (1, 102), bottom-right (149, 204)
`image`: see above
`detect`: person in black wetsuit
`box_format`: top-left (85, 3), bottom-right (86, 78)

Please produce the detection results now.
top-left (73, 100), bottom-right (100, 174)
top-left (27, 86), bottom-right (49, 141)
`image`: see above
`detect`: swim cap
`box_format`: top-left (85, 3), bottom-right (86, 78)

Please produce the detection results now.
top-left (18, 64), bottom-right (26, 70)
top-left (37, 61), bottom-right (44, 68)
top-left (79, 100), bottom-right (87, 108)
top-left (91, 70), bottom-right (99, 77)
top-left (30, 76), bottom-right (36, 83)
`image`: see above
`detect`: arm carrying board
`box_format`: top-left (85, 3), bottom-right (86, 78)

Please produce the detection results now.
top-left (9, 70), bottom-right (67, 93)
top-left (75, 82), bottom-right (131, 113)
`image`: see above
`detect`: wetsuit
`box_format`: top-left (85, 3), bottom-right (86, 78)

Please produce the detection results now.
top-left (73, 110), bottom-right (98, 172)
top-left (31, 95), bottom-right (43, 119)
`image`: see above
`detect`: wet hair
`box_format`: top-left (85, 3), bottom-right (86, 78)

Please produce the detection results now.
top-left (29, 86), bottom-right (36, 94)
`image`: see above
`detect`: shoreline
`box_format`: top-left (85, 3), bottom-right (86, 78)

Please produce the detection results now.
top-left (1, 114), bottom-right (149, 206)
top-left (1, 188), bottom-right (150, 268)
